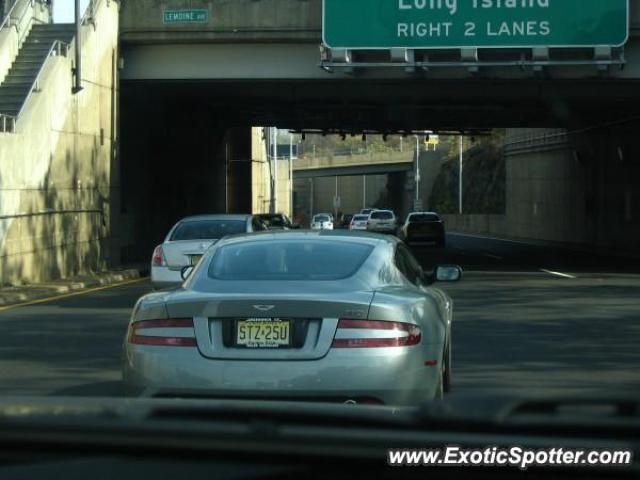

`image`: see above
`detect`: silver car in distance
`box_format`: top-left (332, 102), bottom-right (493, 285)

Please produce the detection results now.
top-left (124, 230), bottom-right (462, 405)
top-left (150, 214), bottom-right (265, 289)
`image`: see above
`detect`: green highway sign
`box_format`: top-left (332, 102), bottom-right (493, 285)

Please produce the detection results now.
top-left (163, 9), bottom-right (209, 24)
top-left (323, 0), bottom-right (629, 50)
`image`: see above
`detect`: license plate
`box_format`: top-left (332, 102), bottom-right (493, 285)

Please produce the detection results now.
top-left (236, 318), bottom-right (290, 348)
top-left (190, 254), bottom-right (203, 265)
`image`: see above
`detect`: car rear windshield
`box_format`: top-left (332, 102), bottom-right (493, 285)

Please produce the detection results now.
top-left (370, 211), bottom-right (393, 220)
top-left (259, 216), bottom-right (286, 227)
top-left (352, 215), bottom-right (369, 221)
top-left (314, 215), bottom-right (330, 222)
top-left (208, 240), bottom-right (374, 281)
top-left (171, 220), bottom-right (246, 241)
top-left (409, 214), bottom-right (440, 223)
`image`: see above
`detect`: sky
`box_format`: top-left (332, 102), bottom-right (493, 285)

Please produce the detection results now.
top-left (53, 0), bottom-right (91, 23)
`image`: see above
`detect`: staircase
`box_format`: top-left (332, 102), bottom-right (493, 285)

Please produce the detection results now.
top-left (0, 23), bottom-right (74, 118)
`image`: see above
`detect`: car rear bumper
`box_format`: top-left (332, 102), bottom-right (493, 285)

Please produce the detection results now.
top-left (123, 343), bottom-right (443, 406)
top-left (150, 266), bottom-right (183, 289)
top-left (407, 234), bottom-right (443, 241)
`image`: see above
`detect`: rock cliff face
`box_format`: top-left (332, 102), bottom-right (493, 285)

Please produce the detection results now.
top-left (429, 143), bottom-right (506, 214)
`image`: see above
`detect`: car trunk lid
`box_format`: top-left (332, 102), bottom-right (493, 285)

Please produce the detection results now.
top-left (162, 240), bottom-right (217, 269)
top-left (166, 290), bottom-right (375, 360)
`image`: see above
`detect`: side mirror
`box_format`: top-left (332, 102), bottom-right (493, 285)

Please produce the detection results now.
top-left (433, 265), bottom-right (463, 283)
top-left (181, 265), bottom-right (195, 281)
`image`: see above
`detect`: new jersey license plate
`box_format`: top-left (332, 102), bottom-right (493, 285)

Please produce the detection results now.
top-left (236, 319), bottom-right (291, 348)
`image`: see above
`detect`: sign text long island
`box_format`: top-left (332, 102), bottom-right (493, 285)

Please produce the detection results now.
top-left (323, 0), bottom-right (629, 50)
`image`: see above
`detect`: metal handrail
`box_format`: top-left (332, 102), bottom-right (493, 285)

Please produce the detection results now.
top-left (0, 113), bottom-right (15, 132)
top-left (0, 0), bottom-right (22, 32)
top-left (0, 40), bottom-right (69, 132)
top-left (82, 0), bottom-right (105, 27)
top-left (16, 40), bottom-right (69, 119)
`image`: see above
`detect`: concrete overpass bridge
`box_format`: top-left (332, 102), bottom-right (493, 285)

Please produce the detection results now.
top-left (1, 0), bottom-right (640, 284)
top-left (292, 151), bottom-right (414, 179)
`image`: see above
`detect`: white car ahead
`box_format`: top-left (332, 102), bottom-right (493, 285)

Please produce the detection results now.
top-left (151, 214), bottom-right (266, 289)
top-left (366, 210), bottom-right (397, 234)
top-left (311, 214), bottom-right (334, 230)
top-left (350, 214), bottom-right (370, 230)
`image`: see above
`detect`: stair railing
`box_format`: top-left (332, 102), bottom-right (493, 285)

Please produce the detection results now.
top-left (1, 0), bottom-right (47, 46)
top-left (0, 40), bottom-right (68, 133)
top-left (17, 40), bottom-right (69, 118)
top-left (0, 0), bottom-right (60, 133)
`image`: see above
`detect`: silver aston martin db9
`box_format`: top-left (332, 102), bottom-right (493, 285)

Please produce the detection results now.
top-left (123, 230), bottom-right (462, 405)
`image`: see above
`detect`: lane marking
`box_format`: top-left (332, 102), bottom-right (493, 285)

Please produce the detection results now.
top-left (448, 232), bottom-right (541, 246)
top-left (0, 277), bottom-right (150, 313)
top-left (540, 269), bottom-right (577, 279)
top-left (462, 270), bottom-right (549, 276)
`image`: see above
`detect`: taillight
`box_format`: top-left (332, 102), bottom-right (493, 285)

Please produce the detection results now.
top-left (128, 319), bottom-right (196, 347)
top-left (332, 319), bottom-right (421, 348)
top-left (152, 245), bottom-right (166, 267)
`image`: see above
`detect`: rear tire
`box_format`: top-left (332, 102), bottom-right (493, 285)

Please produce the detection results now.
top-left (434, 370), bottom-right (444, 400)
top-left (443, 340), bottom-right (452, 393)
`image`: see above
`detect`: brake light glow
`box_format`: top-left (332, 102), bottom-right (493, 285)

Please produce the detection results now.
top-left (152, 245), bottom-right (166, 267)
top-left (332, 319), bottom-right (421, 348)
top-left (128, 318), bottom-right (196, 347)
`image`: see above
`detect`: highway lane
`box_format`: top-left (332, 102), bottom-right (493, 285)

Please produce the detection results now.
top-left (0, 233), bottom-right (638, 400)
top-left (0, 280), bottom-right (152, 397)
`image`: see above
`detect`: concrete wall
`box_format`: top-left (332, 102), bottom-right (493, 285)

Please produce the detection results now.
top-left (293, 174), bottom-right (387, 224)
top-left (0, 0), bottom-right (119, 285)
top-left (443, 126), bottom-right (640, 252)
top-left (120, 0), bottom-right (322, 44)
top-left (250, 127), bottom-right (293, 218)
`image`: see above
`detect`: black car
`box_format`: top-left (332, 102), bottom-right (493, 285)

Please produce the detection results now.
top-left (400, 212), bottom-right (446, 247)
top-left (255, 213), bottom-right (298, 230)
top-left (338, 213), bottom-right (354, 229)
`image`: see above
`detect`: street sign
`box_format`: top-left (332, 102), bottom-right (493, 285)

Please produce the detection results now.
top-left (413, 199), bottom-right (423, 212)
top-left (426, 135), bottom-right (440, 146)
top-left (323, 0), bottom-right (629, 50)
top-left (163, 9), bottom-right (209, 24)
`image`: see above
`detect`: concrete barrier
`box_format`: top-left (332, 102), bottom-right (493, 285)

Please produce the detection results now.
top-left (0, 0), bottom-right (119, 285)
top-left (441, 215), bottom-right (508, 237)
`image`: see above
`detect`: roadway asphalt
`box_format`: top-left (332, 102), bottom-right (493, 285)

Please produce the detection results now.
top-left (0, 233), bottom-right (638, 401)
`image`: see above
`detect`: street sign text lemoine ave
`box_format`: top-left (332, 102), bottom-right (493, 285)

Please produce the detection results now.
top-left (323, 0), bottom-right (629, 50)
top-left (163, 9), bottom-right (209, 24)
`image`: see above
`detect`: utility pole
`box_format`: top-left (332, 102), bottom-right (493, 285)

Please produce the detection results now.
top-left (334, 176), bottom-right (339, 219)
top-left (309, 178), bottom-right (314, 220)
top-left (289, 132), bottom-right (294, 219)
top-left (415, 135), bottom-right (421, 204)
top-left (74, 0), bottom-right (83, 93)
top-left (362, 175), bottom-right (366, 209)
top-left (459, 136), bottom-right (463, 215)
top-left (273, 127), bottom-right (278, 213)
